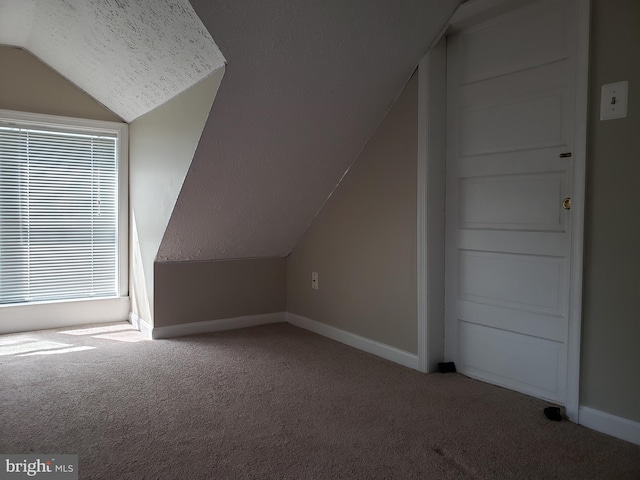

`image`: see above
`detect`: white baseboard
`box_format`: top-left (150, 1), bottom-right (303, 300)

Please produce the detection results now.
top-left (129, 312), bottom-right (154, 340)
top-left (142, 312), bottom-right (286, 340)
top-left (286, 313), bottom-right (419, 370)
top-left (579, 406), bottom-right (640, 446)
top-left (129, 310), bottom-right (417, 370)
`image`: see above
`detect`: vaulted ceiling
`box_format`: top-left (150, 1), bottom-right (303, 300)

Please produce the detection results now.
top-left (1, 0), bottom-right (461, 262)
top-left (159, 0), bottom-right (461, 261)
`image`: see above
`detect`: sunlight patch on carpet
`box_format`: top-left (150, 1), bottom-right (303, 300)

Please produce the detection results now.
top-left (19, 346), bottom-right (96, 356)
top-left (0, 337), bottom-right (71, 356)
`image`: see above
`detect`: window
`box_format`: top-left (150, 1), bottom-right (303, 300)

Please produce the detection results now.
top-left (0, 111), bottom-right (128, 306)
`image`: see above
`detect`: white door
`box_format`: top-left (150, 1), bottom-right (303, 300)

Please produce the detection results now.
top-left (444, 0), bottom-right (582, 404)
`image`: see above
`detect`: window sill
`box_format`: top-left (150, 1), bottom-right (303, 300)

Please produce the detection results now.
top-left (0, 296), bottom-right (130, 335)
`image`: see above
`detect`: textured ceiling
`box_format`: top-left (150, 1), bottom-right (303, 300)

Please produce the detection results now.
top-left (158, 0), bottom-right (461, 261)
top-left (0, 0), bottom-right (225, 122)
top-left (1, 0), bottom-right (460, 263)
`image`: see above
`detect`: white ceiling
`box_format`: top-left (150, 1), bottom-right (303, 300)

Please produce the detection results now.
top-left (158, 0), bottom-right (461, 261)
top-left (0, 0), bottom-right (225, 122)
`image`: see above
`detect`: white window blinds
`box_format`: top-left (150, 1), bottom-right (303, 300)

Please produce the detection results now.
top-left (0, 124), bottom-right (119, 304)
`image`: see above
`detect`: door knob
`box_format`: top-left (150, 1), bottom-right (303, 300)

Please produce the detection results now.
top-left (563, 197), bottom-right (571, 210)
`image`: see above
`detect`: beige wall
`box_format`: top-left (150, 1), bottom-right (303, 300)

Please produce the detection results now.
top-left (287, 73), bottom-right (418, 354)
top-left (154, 258), bottom-right (287, 328)
top-left (580, 0), bottom-right (640, 423)
top-left (128, 69), bottom-right (224, 324)
top-left (0, 46), bottom-right (121, 122)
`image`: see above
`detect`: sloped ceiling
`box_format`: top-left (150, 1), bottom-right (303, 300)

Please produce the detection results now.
top-left (0, 0), bottom-right (225, 122)
top-left (158, 0), bottom-right (460, 261)
top-left (1, 0), bottom-right (461, 263)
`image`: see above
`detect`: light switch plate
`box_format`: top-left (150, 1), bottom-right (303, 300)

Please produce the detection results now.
top-left (600, 81), bottom-right (628, 120)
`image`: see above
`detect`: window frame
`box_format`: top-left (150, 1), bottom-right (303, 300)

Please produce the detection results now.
top-left (0, 109), bottom-right (128, 331)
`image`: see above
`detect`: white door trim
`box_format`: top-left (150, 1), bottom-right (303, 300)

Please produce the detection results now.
top-left (417, 0), bottom-right (590, 422)
top-left (417, 35), bottom-right (448, 373)
top-left (565, 0), bottom-right (591, 423)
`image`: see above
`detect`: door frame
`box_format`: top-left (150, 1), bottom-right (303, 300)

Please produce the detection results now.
top-left (417, 0), bottom-right (590, 422)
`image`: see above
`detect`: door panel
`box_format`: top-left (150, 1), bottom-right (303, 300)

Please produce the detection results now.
top-left (460, 92), bottom-right (566, 155)
top-left (457, 301), bottom-right (566, 342)
top-left (445, 0), bottom-right (578, 403)
top-left (459, 173), bottom-right (566, 231)
top-left (458, 321), bottom-right (562, 396)
top-left (458, 250), bottom-right (565, 311)
top-left (459, 1), bottom-right (568, 83)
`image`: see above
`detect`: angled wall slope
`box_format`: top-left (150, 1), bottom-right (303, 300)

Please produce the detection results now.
top-left (150, 0), bottom-right (459, 330)
top-left (287, 73), bottom-right (419, 353)
top-left (159, 0), bottom-right (460, 261)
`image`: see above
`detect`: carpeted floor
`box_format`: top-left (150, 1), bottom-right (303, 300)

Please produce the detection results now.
top-left (1, 322), bottom-right (638, 479)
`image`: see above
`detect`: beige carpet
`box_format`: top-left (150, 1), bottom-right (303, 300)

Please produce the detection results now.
top-left (1, 322), bottom-right (638, 479)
